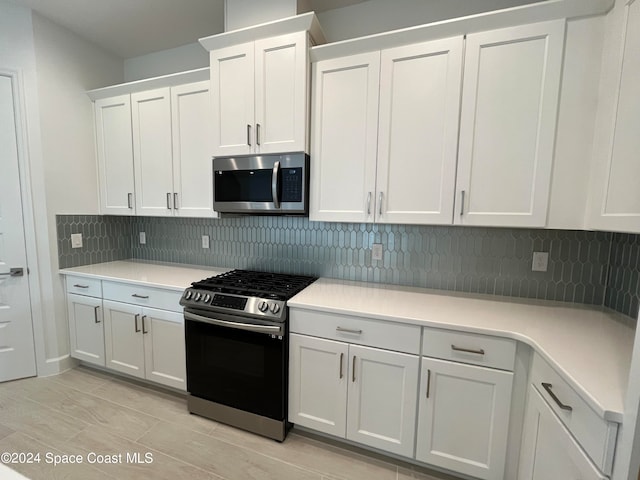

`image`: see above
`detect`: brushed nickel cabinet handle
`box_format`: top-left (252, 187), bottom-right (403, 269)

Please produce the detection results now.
top-left (93, 306), bottom-right (100, 324)
top-left (378, 191), bottom-right (383, 216)
top-left (352, 355), bottom-right (356, 382)
top-left (134, 314), bottom-right (141, 333)
top-left (128, 193), bottom-right (133, 209)
top-left (336, 327), bottom-right (362, 335)
top-left (142, 315), bottom-right (148, 334)
top-left (367, 192), bottom-right (372, 215)
top-left (339, 353), bottom-right (344, 379)
top-left (132, 294), bottom-right (149, 299)
top-left (426, 369), bottom-right (432, 399)
top-left (460, 190), bottom-right (466, 216)
top-left (451, 345), bottom-right (485, 355)
top-left (542, 382), bottom-right (573, 411)
top-left (247, 124), bottom-right (252, 146)
top-left (256, 123), bottom-right (261, 146)
top-left (173, 193), bottom-right (178, 210)
top-left (166, 192), bottom-right (172, 210)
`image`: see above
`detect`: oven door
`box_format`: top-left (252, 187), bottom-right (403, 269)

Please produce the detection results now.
top-left (184, 310), bottom-right (287, 421)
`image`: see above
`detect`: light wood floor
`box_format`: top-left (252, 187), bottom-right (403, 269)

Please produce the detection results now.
top-left (0, 366), bottom-right (453, 480)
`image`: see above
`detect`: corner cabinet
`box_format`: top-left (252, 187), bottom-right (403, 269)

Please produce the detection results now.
top-left (310, 37), bottom-right (463, 224)
top-left (90, 70), bottom-right (216, 218)
top-left (210, 32), bottom-right (309, 156)
top-left (588, 0), bottom-right (640, 233)
top-left (454, 20), bottom-right (565, 227)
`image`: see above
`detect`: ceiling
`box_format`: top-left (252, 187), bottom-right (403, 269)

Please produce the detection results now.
top-left (8, 0), bottom-right (368, 59)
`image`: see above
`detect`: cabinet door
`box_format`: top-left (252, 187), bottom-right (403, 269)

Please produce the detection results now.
top-left (94, 95), bottom-right (135, 215)
top-left (132, 88), bottom-right (174, 217)
top-left (289, 334), bottom-right (348, 437)
top-left (171, 81), bottom-right (216, 218)
top-left (210, 42), bottom-right (255, 156)
top-left (254, 32), bottom-right (308, 154)
top-left (455, 20), bottom-right (564, 227)
top-left (310, 52), bottom-right (380, 223)
top-left (416, 357), bottom-right (513, 479)
top-left (103, 300), bottom-right (144, 379)
top-left (67, 294), bottom-right (105, 367)
top-left (589, 1), bottom-right (640, 233)
top-left (347, 345), bottom-right (419, 458)
top-left (376, 37), bottom-right (463, 225)
top-left (142, 308), bottom-right (186, 390)
top-left (518, 386), bottom-right (607, 480)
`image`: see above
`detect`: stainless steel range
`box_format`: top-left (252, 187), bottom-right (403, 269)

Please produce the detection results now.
top-left (180, 269), bottom-right (317, 441)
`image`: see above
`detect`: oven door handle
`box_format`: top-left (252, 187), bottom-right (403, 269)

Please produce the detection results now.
top-left (185, 311), bottom-right (284, 335)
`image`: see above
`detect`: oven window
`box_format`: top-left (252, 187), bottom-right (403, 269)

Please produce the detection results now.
top-left (185, 319), bottom-right (286, 420)
top-left (215, 169), bottom-right (273, 202)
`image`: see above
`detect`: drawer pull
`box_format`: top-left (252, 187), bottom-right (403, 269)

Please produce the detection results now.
top-left (339, 353), bottom-right (344, 379)
top-left (426, 369), bottom-right (432, 399)
top-left (132, 294), bottom-right (149, 299)
top-left (336, 327), bottom-right (362, 335)
top-left (73, 284), bottom-right (90, 289)
top-left (451, 344), bottom-right (485, 355)
top-left (542, 382), bottom-right (573, 412)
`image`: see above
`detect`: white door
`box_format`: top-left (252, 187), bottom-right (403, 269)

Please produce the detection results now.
top-left (254, 32), bottom-right (308, 154)
top-left (455, 20), bottom-right (565, 227)
top-left (347, 344), bottom-right (419, 458)
top-left (132, 87), bottom-right (174, 217)
top-left (67, 293), bottom-right (105, 367)
top-left (210, 42), bottom-right (255, 156)
top-left (94, 94), bottom-right (135, 215)
top-left (0, 74), bottom-right (37, 383)
top-left (589, 1), bottom-right (640, 233)
top-left (171, 81), bottom-right (216, 218)
top-left (310, 52), bottom-right (381, 223)
top-left (376, 37), bottom-right (463, 225)
top-left (103, 300), bottom-right (144, 379)
top-left (142, 307), bottom-right (186, 390)
top-left (288, 334), bottom-right (348, 437)
top-left (518, 386), bottom-right (606, 480)
top-left (416, 357), bottom-right (513, 480)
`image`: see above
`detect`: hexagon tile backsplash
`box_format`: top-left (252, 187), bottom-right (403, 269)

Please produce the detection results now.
top-left (56, 215), bottom-right (640, 319)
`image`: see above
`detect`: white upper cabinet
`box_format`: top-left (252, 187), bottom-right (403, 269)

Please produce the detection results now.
top-left (210, 32), bottom-right (308, 156)
top-left (310, 51), bottom-right (381, 223)
top-left (376, 37), bottom-right (463, 225)
top-left (171, 81), bottom-right (215, 218)
top-left (588, 1), bottom-right (640, 233)
top-left (454, 20), bottom-right (565, 227)
top-left (94, 95), bottom-right (135, 215)
top-left (132, 88), bottom-right (174, 217)
top-left (311, 37), bottom-right (463, 224)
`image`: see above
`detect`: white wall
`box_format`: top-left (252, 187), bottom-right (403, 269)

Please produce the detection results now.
top-left (317, 0), bottom-right (542, 42)
top-left (124, 42), bottom-right (208, 82)
top-left (31, 11), bottom-right (123, 373)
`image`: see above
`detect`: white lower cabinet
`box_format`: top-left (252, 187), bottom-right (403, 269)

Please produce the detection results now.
top-left (289, 333), bottom-right (419, 457)
top-left (102, 300), bottom-right (186, 390)
top-left (518, 385), bottom-right (606, 480)
top-left (416, 357), bottom-right (513, 480)
top-left (67, 293), bottom-right (105, 367)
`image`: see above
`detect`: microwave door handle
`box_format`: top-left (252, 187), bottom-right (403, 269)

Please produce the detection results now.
top-left (272, 160), bottom-right (281, 209)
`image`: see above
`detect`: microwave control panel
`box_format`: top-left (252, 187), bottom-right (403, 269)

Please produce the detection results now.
top-left (281, 168), bottom-right (303, 202)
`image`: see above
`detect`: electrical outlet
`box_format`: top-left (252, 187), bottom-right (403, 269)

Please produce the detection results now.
top-left (202, 235), bottom-right (210, 249)
top-left (532, 251), bottom-right (549, 272)
top-left (139, 232), bottom-right (146, 245)
top-left (70, 233), bottom-right (83, 249)
top-left (372, 243), bottom-right (383, 261)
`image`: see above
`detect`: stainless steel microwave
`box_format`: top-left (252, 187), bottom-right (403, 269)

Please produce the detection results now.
top-left (213, 152), bottom-right (309, 215)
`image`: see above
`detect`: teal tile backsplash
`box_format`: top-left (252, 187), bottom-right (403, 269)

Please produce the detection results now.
top-left (54, 215), bottom-right (640, 318)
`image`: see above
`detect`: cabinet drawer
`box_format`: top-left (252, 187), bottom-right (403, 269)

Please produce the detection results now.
top-left (422, 327), bottom-right (516, 371)
top-left (530, 353), bottom-right (617, 475)
top-left (290, 309), bottom-right (421, 355)
top-left (65, 276), bottom-right (102, 297)
top-left (102, 282), bottom-right (182, 313)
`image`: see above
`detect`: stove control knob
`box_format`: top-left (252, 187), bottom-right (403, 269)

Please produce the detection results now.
top-left (269, 303), bottom-right (281, 314)
top-left (194, 292), bottom-right (202, 302)
top-left (203, 294), bottom-right (211, 303)
top-left (258, 301), bottom-right (269, 312)
top-left (184, 290), bottom-right (193, 300)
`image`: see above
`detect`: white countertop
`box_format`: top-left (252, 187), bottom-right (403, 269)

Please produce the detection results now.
top-left (59, 260), bottom-right (228, 291)
top-left (289, 278), bottom-right (636, 423)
